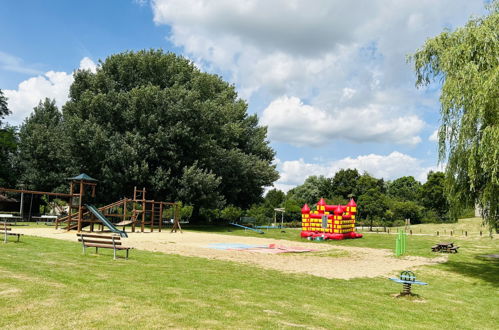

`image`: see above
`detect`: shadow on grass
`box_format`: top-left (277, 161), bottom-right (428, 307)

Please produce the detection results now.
top-left (439, 254), bottom-right (499, 287)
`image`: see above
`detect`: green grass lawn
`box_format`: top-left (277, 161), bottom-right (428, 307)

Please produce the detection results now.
top-left (0, 232), bottom-right (498, 329)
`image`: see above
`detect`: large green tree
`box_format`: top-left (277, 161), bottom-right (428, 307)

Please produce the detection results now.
top-left (357, 188), bottom-right (387, 230)
top-left (419, 171), bottom-right (449, 220)
top-left (387, 176), bottom-right (421, 202)
top-left (16, 99), bottom-right (66, 191)
top-left (265, 188), bottom-right (285, 208)
top-left (412, 2), bottom-right (499, 232)
top-left (287, 175), bottom-right (330, 205)
top-left (356, 172), bottom-right (385, 197)
top-left (331, 169), bottom-right (360, 199)
top-left (0, 90), bottom-right (17, 187)
top-left (62, 50), bottom-right (278, 217)
top-left (0, 90), bottom-right (10, 124)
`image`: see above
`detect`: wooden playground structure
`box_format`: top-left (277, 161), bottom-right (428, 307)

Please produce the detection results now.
top-left (0, 174), bottom-right (181, 235)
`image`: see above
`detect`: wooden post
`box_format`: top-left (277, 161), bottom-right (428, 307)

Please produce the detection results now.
top-left (140, 188), bottom-right (146, 232)
top-left (151, 201), bottom-right (155, 232)
top-left (141, 200), bottom-right (145, 232)
top-left (159, 203), bottom-right (163, 232)
top-left (131, 202), bottom-right (136, 233)
top-left (123, 199), bottom-right (127, 224)
top-left (66, 182), bottom-right (74, 231)
top-left (77, 180), bottom-right (84, 232)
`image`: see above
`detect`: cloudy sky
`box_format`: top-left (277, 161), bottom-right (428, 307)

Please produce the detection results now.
top-left (1, 0), bottom-right (486, 191)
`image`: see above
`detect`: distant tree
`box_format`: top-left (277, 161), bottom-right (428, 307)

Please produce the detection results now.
top-left (220, 205), bottom-right (243, 223)
top-left (287, 176), bottom-right (329, 205)
top-left (389, 200), bottom-right (424, 224)
top-left (356, 172), bottom-right (385, 196)
top-left (331, 169), bottom-right (360, 199)
top-left (282, 198), bottom-right (303, 223)
top-left (0, 126), bottom-right (17, 187)
top-left (15, 99), bottom-right (66, 191)
top-left (387, 176), bottom-right (421, 202)
top-left (265, 188), bottom-right (285, 208)
top-left (358, 188), bottom-right (387, 230)
top-left (0, 89), bottom-right (17, 187)
top-left (178, 202), bottom-right (193, 222)
top-left (419, 171), bottom-right (449, 220)
top-left (62, 50), bottom-right (278, 221)
top-left (246, 203), bottom-right (273, 225)
top-left (412, 2), bottom-right (499, 232)
top-left (0, 90), bottom-right (10, 124)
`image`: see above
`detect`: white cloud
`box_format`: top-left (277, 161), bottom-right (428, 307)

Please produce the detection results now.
top-left (79, 57), bottom-right (98, 73)
top-left (0, 51), bottom-right (42, 75)
top-left (3, 57), bottom-right (97, 125)
top-left (429, 129), bottom-right (439, 142)
top-left (261, 96), bottom-right (423, 146)
top-left (151, 0), bottom-right (483, 146)
top-left (274, 151), bottom-right (441, 192)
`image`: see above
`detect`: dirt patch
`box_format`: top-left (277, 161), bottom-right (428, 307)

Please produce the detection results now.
top-left (15, 227), bottom-right (446, 279)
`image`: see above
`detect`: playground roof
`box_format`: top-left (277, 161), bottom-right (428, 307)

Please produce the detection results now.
top-left (67, 173), bottom-right (98, 182)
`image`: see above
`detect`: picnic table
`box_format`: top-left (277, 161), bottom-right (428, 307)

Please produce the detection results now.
top-left (0, 214), bottom-right (23, 225)
top-left (32, 215), bottom-right (58, 225)
top-left (431, 242), bottom-right (459, 253)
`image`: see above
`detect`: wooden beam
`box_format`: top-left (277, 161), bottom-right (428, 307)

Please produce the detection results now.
top-left (0, 187), bottom-right (72, 197)
top-left (159, 203), bottom-right (163, 232)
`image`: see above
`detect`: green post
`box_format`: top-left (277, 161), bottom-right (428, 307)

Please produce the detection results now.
top-left (395, 229), bottom-right (406, 257)
top-left (395, 234), bottom-right (400, 256)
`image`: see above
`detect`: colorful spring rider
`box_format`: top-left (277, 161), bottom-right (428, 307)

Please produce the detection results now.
top-left (389, 271), bottom-right (428, 296)
top-left (300, 198), bottom-right (363, 240)
top-left (395, 229), bottom-right (407, 256)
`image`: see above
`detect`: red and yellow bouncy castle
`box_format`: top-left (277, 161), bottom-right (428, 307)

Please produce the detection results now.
top-left (300, 198), bottom-right (362, 240)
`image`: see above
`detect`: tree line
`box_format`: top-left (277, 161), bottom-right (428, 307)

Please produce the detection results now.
top-left (0, 50), bottom-right (278, 223)
top-left (215, 169), bottom-right (460, 228)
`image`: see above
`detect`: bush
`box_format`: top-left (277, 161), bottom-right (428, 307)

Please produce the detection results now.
top-left (392, 219), bottom-right (405, 227)
top-left (220, 205), bottom-right (243, 223)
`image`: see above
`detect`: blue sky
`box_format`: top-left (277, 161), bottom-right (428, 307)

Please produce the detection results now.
top-left (1, 0), bottom-right (487, 191)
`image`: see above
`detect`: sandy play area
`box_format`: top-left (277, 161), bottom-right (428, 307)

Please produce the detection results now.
top-left (14, 227), bottom-right (445, 279)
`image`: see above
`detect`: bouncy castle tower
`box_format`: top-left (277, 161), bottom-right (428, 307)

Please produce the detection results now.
top-left (301, 198), bottom-right (362, 240)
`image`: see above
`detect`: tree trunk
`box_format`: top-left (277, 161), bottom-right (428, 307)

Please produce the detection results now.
top-left (190, 205), bottom-right (201, 224)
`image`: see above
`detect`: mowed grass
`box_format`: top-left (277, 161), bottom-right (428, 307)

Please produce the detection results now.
top-left (0, 233), bottom-right (498, 329)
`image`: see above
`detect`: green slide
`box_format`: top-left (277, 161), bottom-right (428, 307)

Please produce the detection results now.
top-left (85, 204), bottom-right (128, 238)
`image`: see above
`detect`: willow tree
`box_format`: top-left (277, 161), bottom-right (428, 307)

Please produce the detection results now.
top-left (412, 2), bottom-right (498, 233)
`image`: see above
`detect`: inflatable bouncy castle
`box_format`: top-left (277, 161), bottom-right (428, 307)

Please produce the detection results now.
top-left (300, 198), bottom-right (363, 240)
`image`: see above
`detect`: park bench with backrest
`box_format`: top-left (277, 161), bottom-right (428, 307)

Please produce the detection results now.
top-left (1, 222), bottom-right (23, 243)
top-left (77, 233), bottom-right (132, 260)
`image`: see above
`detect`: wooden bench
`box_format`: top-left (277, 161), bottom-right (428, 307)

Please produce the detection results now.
top-left (1, 222), bottom-right (23, 243)
top-left (77, 234), bottom-right (132, 260)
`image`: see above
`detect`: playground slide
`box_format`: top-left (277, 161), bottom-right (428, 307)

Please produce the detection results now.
top-left (85, 204), bottom-right (128, 238)
top-left (229, 223), bottom-right (264, 234)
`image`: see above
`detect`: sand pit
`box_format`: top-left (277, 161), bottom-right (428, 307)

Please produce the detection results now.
top-left (14, 227), bottom-right (446, 279)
